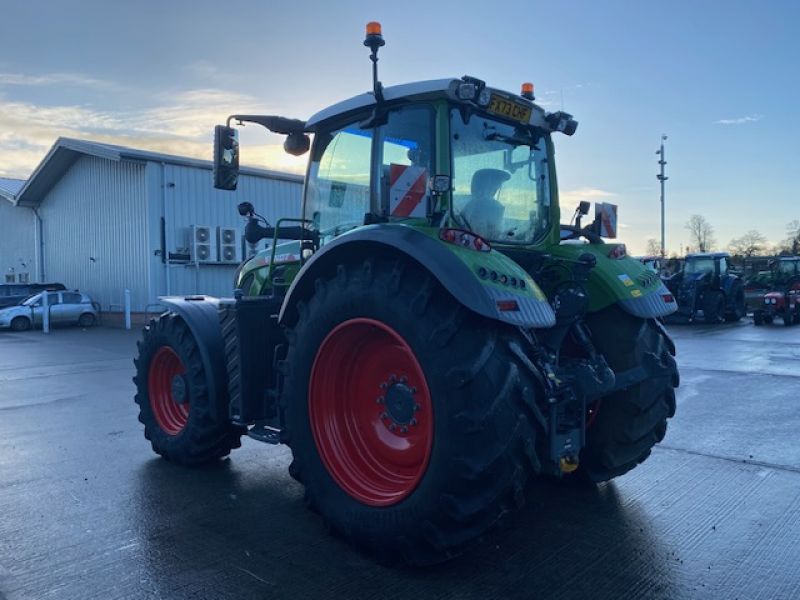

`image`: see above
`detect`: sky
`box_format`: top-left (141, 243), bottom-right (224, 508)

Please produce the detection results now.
top-left (1, 0), bottom-right (798, 255)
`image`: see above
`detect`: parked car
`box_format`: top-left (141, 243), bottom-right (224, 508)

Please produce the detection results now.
top-left (0, 282), bottom-right (66, 309)
top-left (0, 291), bottom-right (98, 331)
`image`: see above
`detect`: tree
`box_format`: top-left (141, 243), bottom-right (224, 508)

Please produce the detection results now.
top-left (685, 214), bottom-right (716, 253)
top-left (728, 229), bottom-right (767, 257)
top-left (645, 238), bottom-right (661, 256)
top-left (786, 220), bottom-right (800, 254)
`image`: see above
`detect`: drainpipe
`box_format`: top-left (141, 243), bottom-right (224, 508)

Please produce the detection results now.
top-left (161, 162), bottom-right (171, 296)
top-left (32, 207), bottom-right (44, 282)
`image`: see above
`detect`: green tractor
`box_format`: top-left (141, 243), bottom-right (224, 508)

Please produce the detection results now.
top-left (133, 24), bottom-right (678, 564)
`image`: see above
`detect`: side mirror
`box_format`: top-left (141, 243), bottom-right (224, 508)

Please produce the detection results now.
top-left (213, 125), bottom-right (240, 190)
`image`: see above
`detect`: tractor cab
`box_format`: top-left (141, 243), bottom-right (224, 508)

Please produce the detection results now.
top-left (773, 257), bottom-right (800, 283)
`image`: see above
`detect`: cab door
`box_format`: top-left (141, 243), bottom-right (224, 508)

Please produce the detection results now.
top-left (304, 117), bottom-right (374, 246)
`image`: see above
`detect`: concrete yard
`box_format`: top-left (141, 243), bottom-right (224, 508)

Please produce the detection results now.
top-left (0, 320), bottom-right (798, 599)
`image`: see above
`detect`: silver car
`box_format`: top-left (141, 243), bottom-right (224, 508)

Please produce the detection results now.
top-left (0, 291), bottom-right (98, 331)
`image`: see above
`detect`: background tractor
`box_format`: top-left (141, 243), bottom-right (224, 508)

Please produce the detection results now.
top-left (664, 252), bottom-right (746, 324)
top-left (753, 257), bottom-right (800, 326)
top-left (133, 24), bottom-right (679, 564)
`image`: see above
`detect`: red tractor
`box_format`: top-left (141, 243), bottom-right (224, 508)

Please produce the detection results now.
top-left (753, 258), bottom-right (800, 326)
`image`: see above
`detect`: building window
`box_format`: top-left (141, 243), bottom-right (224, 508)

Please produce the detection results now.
top-left (5, 274), bottom-right (14, 283)
top-left (18, 273), bottom-right (29, 284)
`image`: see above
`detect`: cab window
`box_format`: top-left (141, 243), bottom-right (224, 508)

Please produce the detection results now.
top-left (306, 122), bottom-right (373, 243)
top-left (378, 105), bottom-right (434, 219)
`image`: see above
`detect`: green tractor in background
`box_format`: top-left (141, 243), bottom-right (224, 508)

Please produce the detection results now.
top-left (133, 24), bottom-right (678, 564)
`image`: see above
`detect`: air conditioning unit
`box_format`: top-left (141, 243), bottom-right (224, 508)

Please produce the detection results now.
top-left (217, 226), bottom-right (238, 263)
top-left (192, 225), bottom-right (214, 263)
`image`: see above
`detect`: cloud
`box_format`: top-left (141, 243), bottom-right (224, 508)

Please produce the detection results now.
top-left (714, 114), bottom-right (763, 125)
top-left (0, 71), bottom-right (119, 90)
top-left (559, 187), bottom-right (616, 206)
top-left (0, 85), bottom-right (308, 179)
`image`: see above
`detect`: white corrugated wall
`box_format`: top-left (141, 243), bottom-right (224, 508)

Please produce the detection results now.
top-left (38, 156), bottom-right (150, 310)
top-left (146, 162), bottom-right (302, 309)
top-left (0, 200), bottom-right (36, 283)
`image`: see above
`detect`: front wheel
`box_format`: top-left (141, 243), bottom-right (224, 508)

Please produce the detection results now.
top-left (725, 283), bottom-right (746, 322)
top-left (10, 317), bottom-right (31, 332)
top-left (576, 306), bottom-right (677, 482)
top-left (133, 314), bottom-right (243, 465)
top-left (282, 257), bottom-right (544, 565)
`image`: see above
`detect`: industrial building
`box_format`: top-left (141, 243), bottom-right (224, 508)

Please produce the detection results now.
top-left (1, 138), bottom-right (302, 314)
top-left (0, 177), bottom-right (35, 283)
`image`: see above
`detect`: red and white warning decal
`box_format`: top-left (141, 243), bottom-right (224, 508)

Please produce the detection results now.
top-left (389, 164), bottom-right (428, 218)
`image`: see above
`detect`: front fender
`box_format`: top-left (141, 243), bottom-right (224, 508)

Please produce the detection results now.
top-left (278, 224), bottom-right (556, 329)
top-left (158, 296), bottom-right (228, 408)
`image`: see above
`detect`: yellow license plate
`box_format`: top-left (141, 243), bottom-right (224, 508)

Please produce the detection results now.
top-left (487, 95), bottom-right (532, 123)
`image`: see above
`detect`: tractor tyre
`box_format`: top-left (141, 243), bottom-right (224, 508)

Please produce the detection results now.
top-left (753, 311), bottom-right (764, 326)
top-left (764, 314), bottom-right (774, 325)
top-left (724, 283), bottom-right (746, 322)
top-left (703, 291), bottom-right (725, 324)
top-left (783, 309), bottom-right (794, 327)
top-left (281, 257), bottom-right (544, 565)
top-left (575, 306), bottom-right (677, 483)
top-left (133, 313), bottom-right (244, 465)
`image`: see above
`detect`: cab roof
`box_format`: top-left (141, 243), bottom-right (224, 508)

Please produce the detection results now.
top-left (305, 77), bottom-right (549, 131)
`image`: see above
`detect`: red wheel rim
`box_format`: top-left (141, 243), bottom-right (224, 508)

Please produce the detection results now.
top-left (148, 346), bottom-right (189, 435)
top-left (308, 318), bottom-right (433, 507)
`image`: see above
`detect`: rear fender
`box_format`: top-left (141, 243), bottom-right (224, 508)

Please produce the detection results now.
top-left (158, 296), bottom-right (228, 408)
top-left (278, 224), bottom-right (556, 329)
top-left (549, 244), bottom-right (677, 319)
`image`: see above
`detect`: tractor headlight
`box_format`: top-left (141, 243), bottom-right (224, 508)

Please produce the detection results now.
top-left (477, 88), bottom-right (492, 106)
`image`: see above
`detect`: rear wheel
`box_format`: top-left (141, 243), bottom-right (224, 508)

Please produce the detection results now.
top-left (133, 314), bottom-right (243, 465)
top-left (10, 317), bottom-right (31, 332)
top-left (783, 308), bottom-right (794, 327)
top-left (78, 313), bottom-right (96, 328)
top-left (703, 291), bottom-right (725, 324)
top-left (576, 306), bottom-right (677, 482)
top-left (282, 257), bottom-right (544, 565)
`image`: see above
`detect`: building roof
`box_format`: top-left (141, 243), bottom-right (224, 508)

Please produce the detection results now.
top-left (14, 137), bottom-right (304, 207)
top-left (0, 177), bottom-right (25, 204)
top-left (686, 252), bottom-right (731, 259)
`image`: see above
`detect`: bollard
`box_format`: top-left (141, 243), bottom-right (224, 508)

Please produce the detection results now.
top-left (124, 289), bottom-right (131, 330)
top-left (42, 291), bottom-right (50, 334)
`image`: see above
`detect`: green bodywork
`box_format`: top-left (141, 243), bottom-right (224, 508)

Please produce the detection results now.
top-left (547, 243), bottom-right (664, 311)
top-left (234, 90), bottom-right (666, 319)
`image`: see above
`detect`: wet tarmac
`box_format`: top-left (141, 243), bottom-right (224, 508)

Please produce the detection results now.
top-left (0, 320), bottom-right (798, 599)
